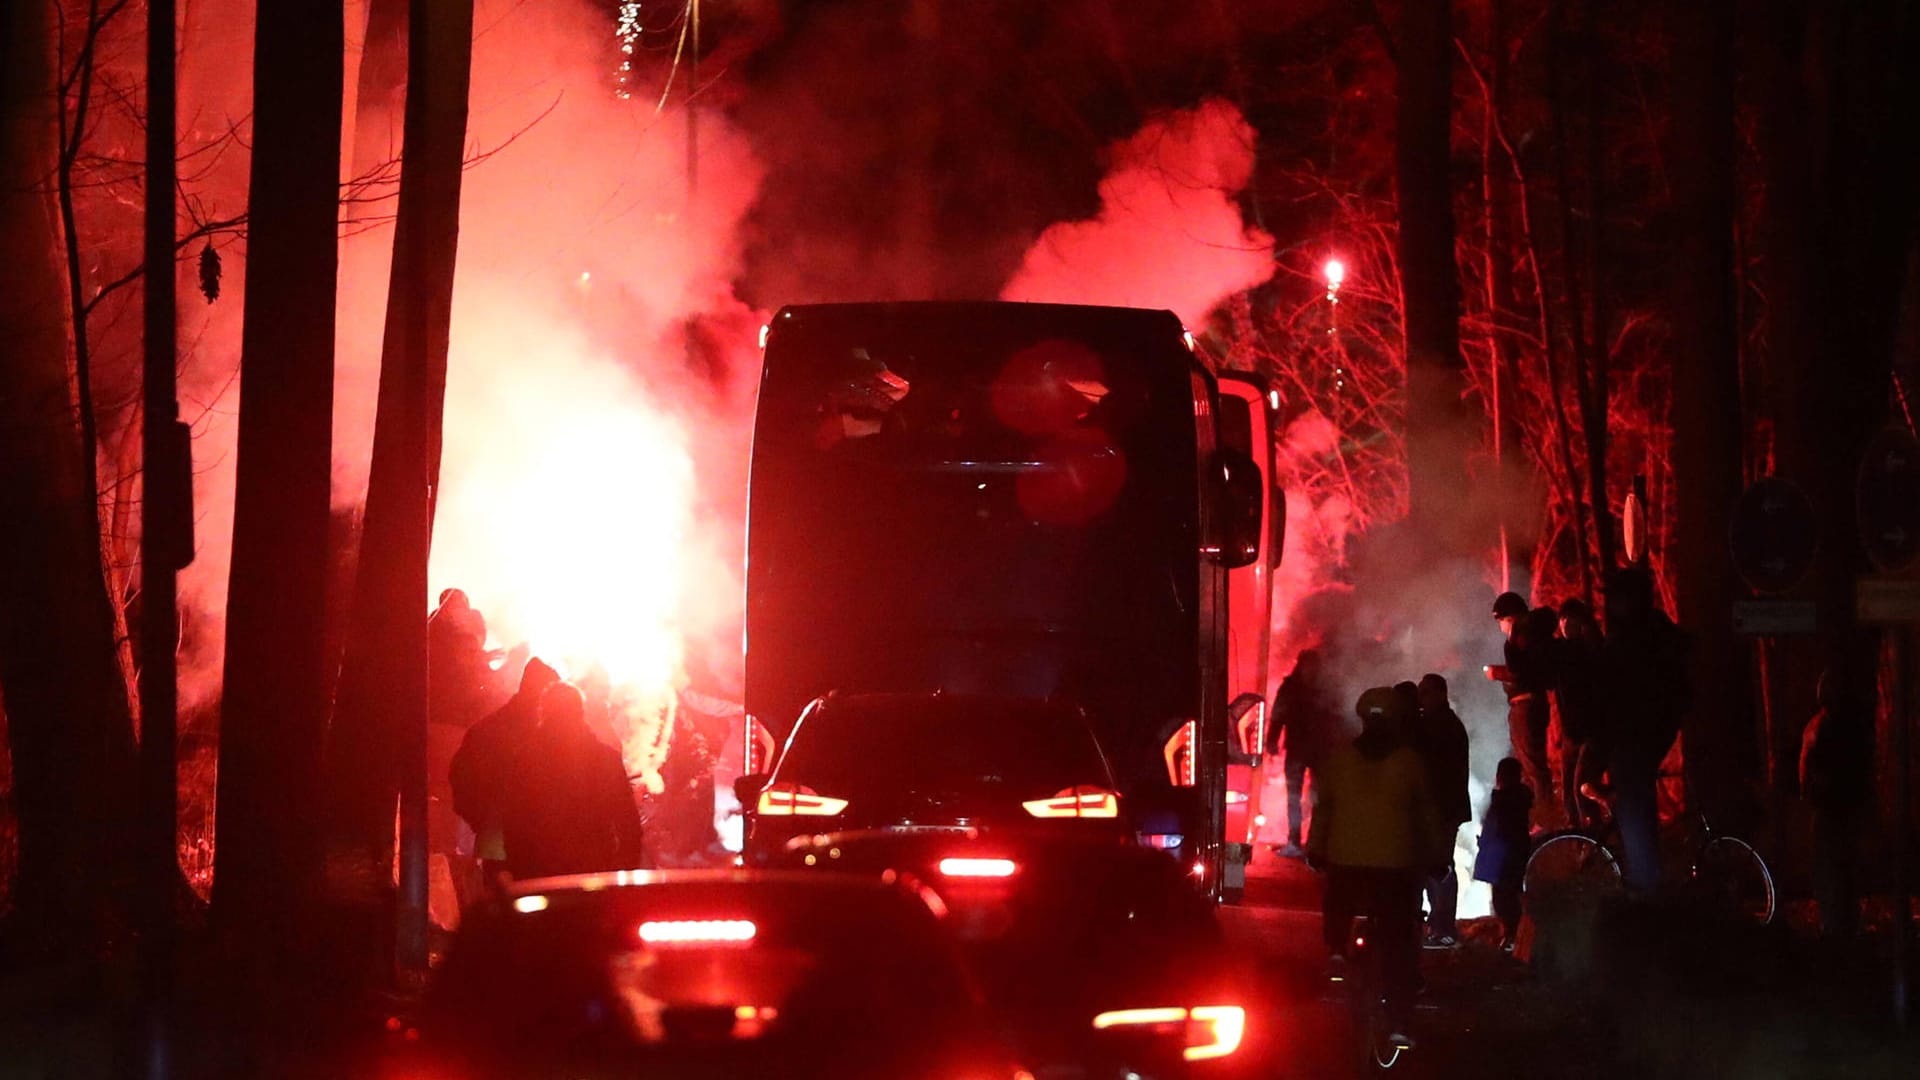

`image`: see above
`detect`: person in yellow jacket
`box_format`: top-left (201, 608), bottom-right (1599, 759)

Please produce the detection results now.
top-left (1308, 685), bottom-right (1447, 1048)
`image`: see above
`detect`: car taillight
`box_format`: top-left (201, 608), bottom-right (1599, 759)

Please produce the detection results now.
top-left (1021, 785), bottom-right (1120, 819)
top-left (756, 782), bottom-right (848, 816)
top-left (637, 919), bottom-right (758, 945)
top-left (938, 857), bottom-right (1018, 878)
top-left (1092, 1005), bottom-right (1246, 1062)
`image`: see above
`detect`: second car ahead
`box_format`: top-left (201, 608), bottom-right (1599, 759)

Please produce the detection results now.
top-left (739, 692), bottom-right (1128, 863)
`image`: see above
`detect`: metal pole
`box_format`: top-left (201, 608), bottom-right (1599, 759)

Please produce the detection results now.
top-left (1896, 626), bottom-right (1912, 1028)
top-left (140, 1), bottom-right (183, 1074)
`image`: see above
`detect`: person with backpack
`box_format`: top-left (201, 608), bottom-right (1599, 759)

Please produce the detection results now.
top-left (1309, 686), bottom-right (1445, 1050)
top-left (451, 657), bottom-right (560, 893)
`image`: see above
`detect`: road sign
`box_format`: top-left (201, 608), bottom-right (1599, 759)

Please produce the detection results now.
top-left (1858, 577), bottom-right (1920, 624)
top-left (1729, 477), bottom-right (1819, 594)
top-left (1857, 427), bottom-right (1920, 573)
top-left (1733, 599), bottom-right (1818, 635)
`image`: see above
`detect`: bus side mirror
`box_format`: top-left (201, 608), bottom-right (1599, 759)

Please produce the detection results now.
top-left (1211, 449), bottom-right (1262, 569)
top-left (734, 773), bottom-right (770, 809)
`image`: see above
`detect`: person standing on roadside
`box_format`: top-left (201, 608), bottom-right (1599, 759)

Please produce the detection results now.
top-left (1309, 687), bottom-right (1444, 1050)
top-left (1269, 649), bottom-right (1340, 858)
top-left (501, 683), bottom-right (647, 881)
top-left (1554, 599), bottom-right (1607, 827)
top-left (450, 657), bottom-right (561, 895)
top-left (1472, 757), bottom-right (1533, 951)
top-left (1801, 666), bottom-right (1874, 938)
top-left (1414, 674), bottom-right (1471, 948)
top-left (1486, 592), bottom-right (1556, 828)
top-left (1599, 567), bottom-right (1690, 896)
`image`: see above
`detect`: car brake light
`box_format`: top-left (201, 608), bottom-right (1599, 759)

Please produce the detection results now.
top-left (756, 782), bottom-right (848, 816)
top-left (938, 857), bottom-right (1017, 878)
top-left (1021, 785), bottom-right (1119, 819)
top-left (638, 919), bottom-right (757, 945)
top-left (1092, 1005), bottom-right (1245, 1062)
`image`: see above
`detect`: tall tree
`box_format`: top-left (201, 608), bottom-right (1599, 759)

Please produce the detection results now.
top-left (328, 0), bottom-right (475, 972)
top-left (0, 0), bottom-right (140, 951)
top-left (1666, 0), bottom-right (1747, 820)
top-left (212, 0), bottom-right (344, 932)
top-left (1393, 0), bottom-right (1473, 550)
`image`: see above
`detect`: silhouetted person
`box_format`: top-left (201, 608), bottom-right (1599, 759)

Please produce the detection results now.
top-left (1487, 592), bottom-right (1556, 828)
top-left (1310, 687), bottom-right (1443, 1048)
top-left (1472, 757), bottom-right (1532, 950)
top-left (1801, 667), bottom-right (1874, 938)
top-left (1414, 674), bottom-right (1470, 948)
top-left (1554, 599), bottom-right (1607, 827)
top-left (501, 683), bottom-right (645, 880)
top-left (1599, 567), bottom-right (1690, 895)
top-left (451, 658), bottom-right (561, 893)
top-left (1269, 649), bottom-right (1340, 856)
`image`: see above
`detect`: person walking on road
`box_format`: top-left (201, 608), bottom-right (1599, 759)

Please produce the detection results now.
top-left (1598, 567), bottom-right (1690, 896)
top-left (1472, 757), bottom-right (1533, 951)
top-left (1554, 599), bottom-right (1607, 827)
top-left (501, 682), bottom-right (646, 881)
top-left (1487, 591), bottom-right (1556, 828)
top-left (1800, 666), bottom-right (1874, 938)
top-left (450, 657), bottom-right (561, 894)
top-left (1309, 687), bottom-right (1445, 1049)
top-left (1414, 674), bottom-right (1471, 948)
top-left (1269, 649), bottom-right (1340, 858)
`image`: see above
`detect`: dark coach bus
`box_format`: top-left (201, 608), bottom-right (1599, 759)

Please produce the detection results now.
top-left (742, 301), bottom-right (1259, 895)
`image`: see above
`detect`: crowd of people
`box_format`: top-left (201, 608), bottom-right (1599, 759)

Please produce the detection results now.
top-left (1261, 567), bottom-right (1696, 1047)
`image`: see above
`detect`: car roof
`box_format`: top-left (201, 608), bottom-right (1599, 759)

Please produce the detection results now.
top-left (769, 300), bottom-right (1185, 340)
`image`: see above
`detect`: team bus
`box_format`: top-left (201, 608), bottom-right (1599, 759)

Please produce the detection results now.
top-left (741, 302), bottom-right (1262, 897)
top-left (1217, 373), bottom-right (1286, 872)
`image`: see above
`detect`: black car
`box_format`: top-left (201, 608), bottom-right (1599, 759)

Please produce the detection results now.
top-left (739, 692), bottom-right (1129, 864)
top-left (769, 831), bottom-right (1265, 1079)
top-left (402, 870), bottom-right (1028, 1080)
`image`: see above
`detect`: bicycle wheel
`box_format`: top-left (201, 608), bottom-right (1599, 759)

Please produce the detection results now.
top-left (1692, 835), bottom-right (1775, 925)
top-left (1523, 832), bottom-right (1624, 909)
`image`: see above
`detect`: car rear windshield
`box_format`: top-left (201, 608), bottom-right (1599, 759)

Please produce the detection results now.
top-left (776, 699), bottom-right (1113, 796)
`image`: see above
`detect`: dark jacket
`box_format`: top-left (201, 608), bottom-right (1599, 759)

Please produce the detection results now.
top-left (1800, 703), bottom-right (1874, 814)
top-left (1599, 612), bottom-right (1691, 766)
top-left (501, 720), bottom-right (645, 879)
top-left (1499, 612), bottom-right (1557, 700)
top-left (1269, 671), bottom-right (1340, 769)
top-left (1414, 706), bottom-right (1472, 830)
top-left (450, 685), bottom-right (542, 834)
top-left (1472, 786), bottom-right (1533, 885)
top-left (1553, 635), bottom-right (1605, 744)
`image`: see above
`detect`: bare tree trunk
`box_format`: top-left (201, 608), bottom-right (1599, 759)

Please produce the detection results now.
top-left (1478, 0), bottom-right (1528, 590)
top-left (1667, 0), bottom-right (1749, 823)
top-left (212, 0), bottom-right (344, 935)
top-left (328, 0), bottom-right (474, 965)
top-left (1394, 0), bottom-right (1473, 553)
top-left (0, 0), bottom-right (139, 952)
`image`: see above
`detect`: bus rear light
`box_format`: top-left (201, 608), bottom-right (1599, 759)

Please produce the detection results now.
top-left (1225, 789), bottom-right (1248, 804)
top-left (638, 919), bottom-right (758, 945)
top-left (1092, 1005), bottom-right (1246, 1061)
top-left (938, 857), bottom-right (1018, 878)
top-left (756, 782), bottom-right (848, 817)
top-left (1021, 786), bottom-right (1120, 819)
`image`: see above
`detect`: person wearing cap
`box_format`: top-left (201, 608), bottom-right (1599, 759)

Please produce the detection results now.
top-left (1309, 687), bottom-right (1445, 1048)
top-left (1486, 591), bottom-right (1556, 828)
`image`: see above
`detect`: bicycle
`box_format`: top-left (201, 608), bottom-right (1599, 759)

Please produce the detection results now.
top-left (1328, 916), bottom-right (1409, 1072)
top-left (1523, 780), bottom-right (1775, 926)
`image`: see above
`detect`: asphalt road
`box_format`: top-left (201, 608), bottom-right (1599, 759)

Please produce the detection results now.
top-left (1221, 848), bottom-right (1601, 1079)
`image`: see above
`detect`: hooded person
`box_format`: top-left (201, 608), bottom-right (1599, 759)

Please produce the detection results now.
top-left (500, 683), bottom-right (646, 881)
top-left (1268, 649), bottom-right (1340, 856)
top-left (1309, 686), bottom-right (1444, 1047)
top-left (1413, 674), bottom-right (1470, 947)
top-left (1598, 567), bottom-right (1690, 895)
top-left (450, 657), bottom-right (561, 889)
